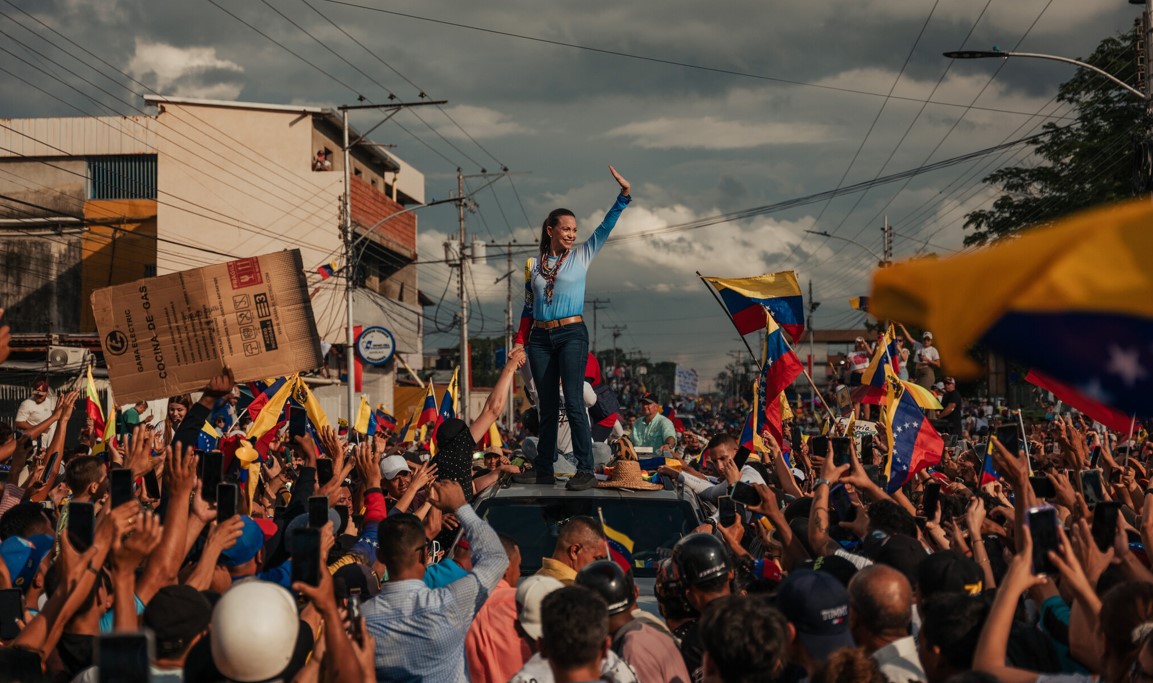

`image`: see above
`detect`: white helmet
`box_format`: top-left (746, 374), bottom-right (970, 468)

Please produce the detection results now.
top-left (211, 581), bottom-right (300, 682)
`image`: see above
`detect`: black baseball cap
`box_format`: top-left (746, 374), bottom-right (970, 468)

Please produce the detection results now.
top-left (775, 569), bottom-right (854, 659)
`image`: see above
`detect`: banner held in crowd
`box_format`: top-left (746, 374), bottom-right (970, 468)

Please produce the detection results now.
top-left (92, 249), bottom-right (323, 402)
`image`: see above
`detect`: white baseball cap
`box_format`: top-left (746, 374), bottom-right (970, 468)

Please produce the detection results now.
top-left (211, 581), bottom-right (299, 682)
top-left (922, 331), bottom-right (934, 340)
top-left (379, 454), bottom-right (412, 481)
top-left (515, 575), bottom-right (564, 640)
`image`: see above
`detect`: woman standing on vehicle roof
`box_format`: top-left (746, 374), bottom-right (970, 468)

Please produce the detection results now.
top-left (512, 166), bottom-right (632, 492)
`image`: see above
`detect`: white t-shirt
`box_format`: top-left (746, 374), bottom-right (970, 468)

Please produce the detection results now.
top-left (915, 344), bottom-right (940, 366)
top-left (15, 396), bottom-right (56, 445)
top-left (510, 650), bottom-right (638, 683)
top-left (849, 350), bottom-right (870, 373)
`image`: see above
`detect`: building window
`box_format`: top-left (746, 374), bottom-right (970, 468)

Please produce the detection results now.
top-left (87, 155), bottom-right (157, 200)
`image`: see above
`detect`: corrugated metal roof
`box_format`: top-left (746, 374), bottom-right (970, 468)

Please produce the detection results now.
top-left (0, 116), bottom-right (157, 157)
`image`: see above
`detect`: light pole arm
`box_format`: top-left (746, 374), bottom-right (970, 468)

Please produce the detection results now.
top-left (944, 50), bottom-right (1146, 100)
top-left (804, 230), bottom-right (885, 263)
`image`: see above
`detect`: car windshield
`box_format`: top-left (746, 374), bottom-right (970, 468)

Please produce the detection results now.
top-left (477, 496), bottom-right (699, 578)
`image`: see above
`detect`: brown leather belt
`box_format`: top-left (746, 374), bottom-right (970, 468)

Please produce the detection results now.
top-left (534, 315), bottom-right (584, 330)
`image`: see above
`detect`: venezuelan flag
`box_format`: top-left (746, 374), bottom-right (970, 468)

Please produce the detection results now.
top-left (417, 383), bottom-right (438, 427)
top-left (85, 366), bottom-right (105, 437)
top-left (858, 326), bottom-right (900, 405)
top-left (438, 368), bottom-right (459, 422)
top-left (317, 262), bottom-right (337, 280)
top-left (600, 514), bottom-right (635, 570)
top-left (702, 271), bottom-right (805, 341)
top-left (247, 377), bottom-right (288, 422)
top-left (374, 408), bottom-right (397, 433)
top-left (246, 375), bottom-right (296, 440)
top-left (899, 379), bottom-right (943, 411)
top-left (354, 395), bottom-right (377, 435)
top-left (1026, 369), bottom-right (1133, 432)
top-left (980, 439), bottom-right (1000, 486)
top-left (760, 311), bottom-right (805, 400)
top-left (397, 411), bottom-right (416, 443)
top-left (871, 198), bottom-right (1153, 418)
top-left (884, 379), bottom-right (944, 493)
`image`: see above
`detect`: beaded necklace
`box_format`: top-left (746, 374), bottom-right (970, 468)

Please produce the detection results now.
top-left (538, 249), bottom-right (570, 303)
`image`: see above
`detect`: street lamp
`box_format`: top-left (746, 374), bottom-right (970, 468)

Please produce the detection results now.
top-left (804, 229), bottom-right (886, 265)
top-left (942, 50), bottom-right (1146, 100)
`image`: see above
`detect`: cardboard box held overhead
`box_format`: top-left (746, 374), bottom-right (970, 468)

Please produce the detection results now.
top-left (91, 250), bottom-right (323, 403)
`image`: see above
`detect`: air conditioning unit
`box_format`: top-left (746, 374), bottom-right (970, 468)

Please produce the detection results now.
top-left (47, 346), bottom-right (88, 370)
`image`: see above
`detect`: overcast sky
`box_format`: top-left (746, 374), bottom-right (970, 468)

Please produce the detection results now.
top-left (0, 0), bottom-right (1141, 391)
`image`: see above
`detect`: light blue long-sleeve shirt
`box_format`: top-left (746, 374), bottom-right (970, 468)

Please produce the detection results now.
top-left (362, 504), bottom-right (508, 683)
top-left (520, 193), bottom-right (631, 325)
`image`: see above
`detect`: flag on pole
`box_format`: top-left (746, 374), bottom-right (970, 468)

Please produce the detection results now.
top-left (374, 407), bottom-right (397, 433)
top-left (858, 325), bottom-right (900, 404)
top-left (291, 378), bottom-right (331, 433)
top-left (980, 439), bottom-right (1001, 486)
top-left (246, 375), bottom-right (297, 440)
top-left (317, 262), bottom-right (337, 280)
top-left (601, 514), bottom-right (636, 571)
top-left (397, 411), bottom-right (416, 443)
top-left (883, 373), bottom-right (944, 493)
top-left (871, 197), bottom-right (1153, 417)
top-left (899, 379), bottom-right (944, 411)
top-left (701, 271), bottom-right (805, 340)
top-left (354, 395), bottom-right (378, 435)
top-left (85, 365), bottom-right (105, 437)
top-left (417, 383), bottom-right (438, 427)
top-left (438, 368), bottom-right (460, 423)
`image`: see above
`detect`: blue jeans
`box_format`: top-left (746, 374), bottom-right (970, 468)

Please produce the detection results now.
top-left (527, 321), bottom-right (592, 475)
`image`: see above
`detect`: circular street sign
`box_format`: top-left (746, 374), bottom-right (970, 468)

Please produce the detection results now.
top-left (356, 326), bottom-right (396, 366)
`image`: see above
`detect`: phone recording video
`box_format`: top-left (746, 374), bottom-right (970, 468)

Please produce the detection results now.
top-left (922, 482), bottom-right (942, 521)
top-left (729, 481), bottom-right (761, 507)
top-left (200, 451), bottom-right (223, 503)
top-left (316, 458), bottom-right (335, 486)
top-left (810, 436), bottom-right (830, 459)
top-left (717, 495), bottom-right (738, 527)
top-left (67, 501), bottom-right (95, 553)
top-left (831, 437), bottom-right (853, 468)
top-left (216, 483), bottom-right (238, 521)
top-left (996, 425), bottom-right (1020, 455)
top-left (0, 589), bottom-right (22, 640)
top-left (1027, 505), bottom-right (1061, 576)
top-left (109, 468), bottom-right (134, 508)
top-left (830, 483), bottom-right (857, 523)
top-left (291, 527), bottom-right (322, 587)
top-left (97, 632), bottom-right (153, 683)
top-left (308, 496), bottom-right (330, 528)
top-left (1080, 470), bottom-right (1106, 509)
top-left (1092, 502), bottom-right (1121, 553)
top-left (1029, 476), bottom-right (1057, 500)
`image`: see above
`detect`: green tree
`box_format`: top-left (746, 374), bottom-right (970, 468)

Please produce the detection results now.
top-left (963, 30), bottom-right (1150, 246)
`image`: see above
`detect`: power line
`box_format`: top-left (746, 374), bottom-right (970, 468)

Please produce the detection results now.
top-left (325, 0), bottom-right (1079, 122)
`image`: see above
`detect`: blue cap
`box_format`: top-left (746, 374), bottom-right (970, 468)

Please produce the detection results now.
top-left (219, 516), bottom-right (264, 567)
top-left (775, 569), bottom-right (854, 659)
top-left (0, 534), bottom-right (54, 589)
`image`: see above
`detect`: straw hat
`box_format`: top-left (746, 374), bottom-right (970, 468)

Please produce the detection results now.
top-left (599, 437), bottom-right (662, 491)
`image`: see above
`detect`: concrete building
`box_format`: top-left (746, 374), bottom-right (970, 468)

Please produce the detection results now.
top-left (0, 96), bottom-right (428, 419)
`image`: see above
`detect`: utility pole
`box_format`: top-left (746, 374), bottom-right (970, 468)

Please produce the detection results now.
top-left (490, 241), bottom-right (525, 429)
top-left (457, 169), bottom-right (471, 422)
top-left (603, 324), bottom-right (626, 372)
top-left (339, 99), bottom-right (445, 420)
top-left (585, 298), bottom-right (610, 354)
top-left (882, 216), bottom-right (893, 267)
top-left (807, 280), bottom-right (820, 417)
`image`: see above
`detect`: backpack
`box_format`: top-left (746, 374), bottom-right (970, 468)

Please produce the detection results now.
top-left (588, 384), bottom-right (621, 423)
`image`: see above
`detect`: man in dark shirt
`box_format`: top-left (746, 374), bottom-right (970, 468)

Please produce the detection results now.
top-left (938, 377), bottom-right (964, 436)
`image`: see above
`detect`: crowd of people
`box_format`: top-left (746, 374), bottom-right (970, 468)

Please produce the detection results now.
top-left (0, 296), bottom-right (1150, 683)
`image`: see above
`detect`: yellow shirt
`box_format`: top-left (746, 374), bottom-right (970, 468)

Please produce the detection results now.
top-left (536, 557), bottom-right (577, 586)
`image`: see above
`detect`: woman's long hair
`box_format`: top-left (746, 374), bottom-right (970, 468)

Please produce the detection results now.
top-left (538, 208), bottom-right (576, 256)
